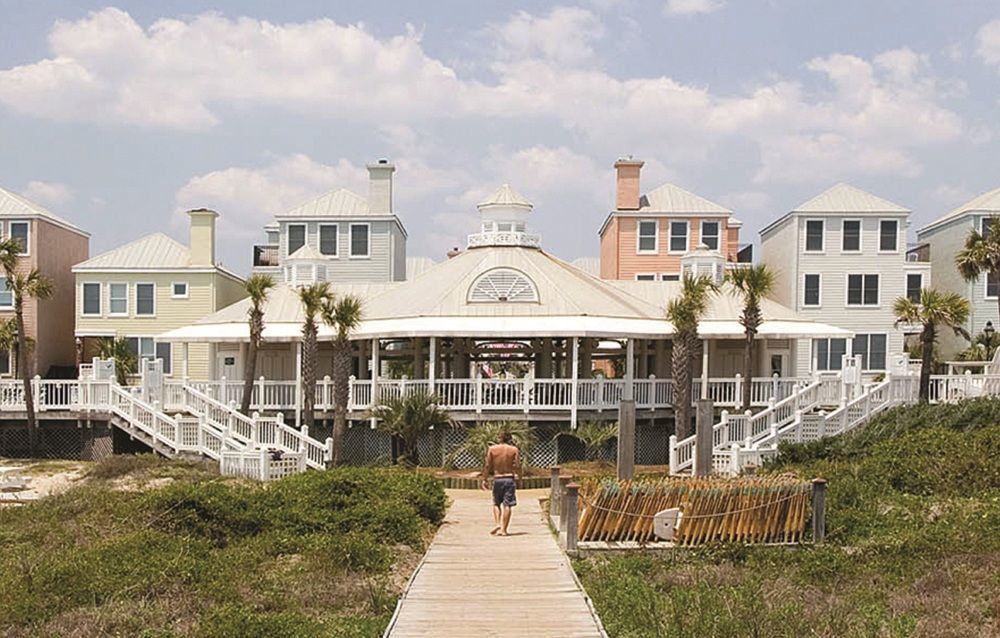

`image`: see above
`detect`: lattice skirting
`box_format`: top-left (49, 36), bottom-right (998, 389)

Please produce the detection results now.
top-left (342, 425), bottom-right (392, 466)
top-left (0, 421), bottom-right (114, 461)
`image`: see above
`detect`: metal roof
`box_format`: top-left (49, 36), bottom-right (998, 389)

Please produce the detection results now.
top-left (918, 186), bottom-right (1000, 235)
top-left (0, 186), bottom-right (89, 236)
top-left (792, 183), bottom-right (909, 213)
top-left (478, 184), bottom-right (532, 209)
top-left (639, 183), bottom-right (732, 214)
top-left (287, 244), bottom-right (326, 261)
top-left (278, 188), bottom-right (370, 218)
top-left (74, 233), bottom-right (191, 269)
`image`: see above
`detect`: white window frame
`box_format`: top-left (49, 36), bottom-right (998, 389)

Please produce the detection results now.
top-left (840, 218), bottom-right (862, 254)
top-left (985, 272), bottom-right (1000, 300)
top-left (9, 221), bottom-right (29, 256)
top-left (318, 223), bottom-right (339, 257)
top-left (81, 282), bottom-right (102, 316)
top-left (906, 272), bottom-right (923, 303)
top-left (135, 282), bottom-right (156, 317)
top-left (802, 273), bottom-right (822, 307)
top-left (108, 282), bottom-right (129, 317)
top-left (813, 337), bottom-right (848, 372)
top-left (287, 223), bottom-right (307, 256)
top-left (878, 218), bottom-right (899, 253)
top-left (699, 220), bottom-right (720, 251)
top-left (661, 273), bottom-right (680, 281)
top-left (804, 218), bottom-right (825, 253)
top-left (636, 219), bottom-right (659, 254)
top-left (349, 223), bottom-right (371, 259)
top-left (845, 274), bottom-right (880, 307)
top-left (171, 281), bottom-right (189, 299)
top-left (0, 279), bottom-right (12, 310)
top-left (853, 333), bottom-right (888, 371)
top-left (668, 220), bottom-right (689, 254)
top-left (634, 273), bottom-right (657, 281)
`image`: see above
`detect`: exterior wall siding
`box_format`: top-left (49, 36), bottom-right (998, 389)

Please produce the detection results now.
top-left (279, 219), bottom-right (398, 283)
top-left (391, 224), bottom-right (407, 281)
top-left (601, 214), bottom-right (739, 280)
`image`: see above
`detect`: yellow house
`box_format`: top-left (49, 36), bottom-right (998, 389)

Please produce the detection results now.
top-left (72, 209), bottom-right (246, 379)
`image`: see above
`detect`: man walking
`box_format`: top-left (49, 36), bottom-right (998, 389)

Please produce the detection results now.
top-left (481, 431), bottom-right (520, 536)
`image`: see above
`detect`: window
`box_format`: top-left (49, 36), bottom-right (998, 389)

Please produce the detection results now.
top-left (983, 217), bottom-right (997, 239)
top-left (805, 220), bottom-right (824, 252)
top-left (803, 274), bottom-right (821, 307)
top-left (669, 221), bottom-right (688, 253)
top-left (637, 220), bottom-right (658, 253)
top-left (108, 283), bottom-right (128, 315)
top-left (0, 350), bottom-right (9, 375)
top-left (156, 342), bottom-right (172, 375)
top-left (0, 280), bottom-right (11, 309)
top-left (847, 274), bottom-right (879, 306)
top-left (842, 220), bottom-right (861, 252)
top-left (988, 273), bottom-right (1000, 300)
top-left (906, 273), bottom-right (923, 303)
top-left (661, 274), bottom-right (680, 281)
top-left (126, 337), bottom-right (154, 373)
top-left (497, 222), bottom-right (513, 232)
top-left (135, 283), bottom-right (155, 316)
top-left (9, 222), bottom-right (28, 255)
top-left (171, 282), bottom-right (188, 299)
top-left (814, 338), bottom-right (848, 371)
top-left (287, 224), bottom-right (306, 255)
top-left (635, 274), bottom-right (656, 281)
top-left (879, 219), bottom-right (898, 252)
top-left (82, 282), bottom-right (101, 315)
top-left (700, 220), bottom-right (720, 250)
top-left (481, 221), bottom-right (493, 233)
top-left (853, 333), bottom-right (887, 370)
top-left (350, 224), bottom-right (370, 257)
top-left (468, 267), bottom-right (539, 303)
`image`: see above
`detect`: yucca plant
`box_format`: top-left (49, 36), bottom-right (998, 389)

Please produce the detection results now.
top-left (95, 337), bottom-right (137, 386)
top-left (444, 421), bottom-right (534, 469)
top-left (563, 421), bottom-right (619, 462)
top-left (368, 391), bottom-right (452, 467)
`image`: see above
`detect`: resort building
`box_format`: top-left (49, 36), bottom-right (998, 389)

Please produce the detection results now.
top-left (0, 187), bottom-right (89, 378)
top-left (916, 186), bottom-right (1000, 357)
top-left (72, 209), bottom-right (245, 379)
top-left (252, 159), bottom-right (407, 284)
top-left (760, 184), bottom-right (926, 374)
top-left (599, 158), bottom-right (746, 282)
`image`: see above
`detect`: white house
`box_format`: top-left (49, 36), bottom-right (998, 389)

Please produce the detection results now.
top-left (760, 184), bottom-right (927, 374)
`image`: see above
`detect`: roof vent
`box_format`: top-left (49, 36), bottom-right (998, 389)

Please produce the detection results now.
top-left (467, 267), bottom-right (539, 303)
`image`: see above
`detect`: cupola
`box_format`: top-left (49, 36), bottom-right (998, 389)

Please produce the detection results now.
top-left (467, 184), bottom-right (541, 249)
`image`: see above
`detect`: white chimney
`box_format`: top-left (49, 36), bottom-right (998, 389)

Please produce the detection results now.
top-left (366, 159), bottom-right (395, 215)
top-left (187, 208), bottom-right (218, 266)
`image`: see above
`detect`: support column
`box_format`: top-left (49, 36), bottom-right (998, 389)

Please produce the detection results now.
top-left (625, 338), bottom-right (635, 401)
top-left (238, 342), bottom-right (248, 381)
top-left (370, 338), bottom-right (380, 426)
top-left (181, 342), bottom-right (190, 379)
top-left (580, 338), bottom-right (593, 379)
top-left (693, 398), bottom-right (714, 476)
top-left (570, 337), bottom-right (579, 428)
top-left (294, 341), bottom-right (302, 428)
top-left (700, 339), bottom-right (710, 400)
top-left (538, 338), bottom-right (553, 378)
top-left (654, 339), bottom-right (669, 378)
top-left (429, 336), bottom-right (437, 395)
top-left (637, 339), bottom-right (649, 378)
top-left (412, 338), bottom-right (425, 379)
top-left (617, 398), bottom-right (635, 480)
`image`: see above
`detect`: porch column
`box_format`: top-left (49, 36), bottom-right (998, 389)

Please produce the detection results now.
top-left (357, 340), bottom-right (370, 380)
top-left (370, 338), bottom-right (380, 425)
top-left (412, 338), bottom-right (425, 379)
top-left (294, 341), bottom-right (302, 427)
top-left (538, 338), bottom-right (553, 378)
top-left (580, 338), bottom-right (593, 379)
top-left (625, 338), bottom-right (635, 400)
top-left (654, 339), bottom-right (669, 378)
top-left (700, 339), bottom-right (709, 400)
top-left (181, 342), bottom-right (189, 379)
top-left (637, 339), bottom-right (649, 378)
top-left (570, 337), bottom-right (579, 428)
top-left (238, 342), bottom-right (248, 381)
top-left (429, 336), bottom-right (437, 395)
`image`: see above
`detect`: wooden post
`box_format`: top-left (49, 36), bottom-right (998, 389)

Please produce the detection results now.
top-left (625, 338), bottom-right (635, 400)
top-left (617, 399), bottom-right (636, 480)
top-left (429, 336), bottom-right (437, 396)
top-left (549, 466), bottom-right (561, 521)
top-left (570, 337), bottom-right (579, 428)
top-left (558, 475), bottom-right (572, 532)
top-left (564, 483), bottom-right (580, 551)
top-left (812, 477), bottom-right (827, 544)
top-left (693, 398), bottom-right (714, 476)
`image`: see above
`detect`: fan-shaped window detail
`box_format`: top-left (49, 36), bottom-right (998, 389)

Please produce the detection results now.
top-left (467, 268), bottom-right (539, 303)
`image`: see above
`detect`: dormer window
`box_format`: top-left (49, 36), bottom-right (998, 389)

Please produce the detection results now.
top-left (468, 267), bottom-right (539, 303)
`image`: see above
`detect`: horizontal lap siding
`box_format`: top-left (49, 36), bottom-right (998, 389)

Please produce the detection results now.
top-left (921, 219), bottom-right (981, 358)
top-left (280, 219), bottom-right (396, 283)
top-left (606, 215), bottom-right (740, 280)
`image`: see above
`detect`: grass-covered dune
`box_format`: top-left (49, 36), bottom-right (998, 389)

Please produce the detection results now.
top-left (0, 456), bottom-right (446, 638)
top-left (576, 398), bottom-right (1000, 638)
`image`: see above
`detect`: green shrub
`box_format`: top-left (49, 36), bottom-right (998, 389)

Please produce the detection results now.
top-left (87, 453), bottom-right (168, 479)
top-left (197, 604), bottom-right (323, 638)
top-left (148, 481), bottom-right (267, 546)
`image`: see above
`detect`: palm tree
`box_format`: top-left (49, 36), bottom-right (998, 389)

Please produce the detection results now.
top-left (369, 391), bottom-right (451, 466)
top-left (956, 328), bottom-right (1000, 362)
top-left (443, 421), bottom-right (534, 469)
top-left (665, 274), bottom-right (717, 440)
top-left (726, 265), bottom-right (775, 411)
top-left (893, 288), bottom-right (970, 401)
top-left (321, 294), bottom-right (363, 465)
top-left (95, 337), bottom-right (137, 386)
top-left (297, 282), bottom-right (332, 429)
top-left (240, 274), bottom-right (275, 415)
top-left (563, 421), bottom-right (619, 462)
top-left (956, 215), bottom-right (1000, 322)
top-left (0, 239), bottom-right (54, 456)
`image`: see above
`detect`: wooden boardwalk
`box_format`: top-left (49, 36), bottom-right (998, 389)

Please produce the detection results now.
top-left (385, 489), bottom-right (606, 637)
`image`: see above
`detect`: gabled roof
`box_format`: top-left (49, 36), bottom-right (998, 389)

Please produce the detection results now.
top-left (919, 186), bottom-right (1000, 235)
top-left (479, 184), bottom-right (532, 209)
top-left (792, 183), bottom-right (909, 214)
top-left (0, 186), bottom-right (89, 236)
top-left (287, 244), bottom-right (326, 261)
top-left (278, 188), bottom-right (370, 218)
top-left (74, 233), bottom-right (191, 269)
top-left (640, 183), bottom-right (732, 215)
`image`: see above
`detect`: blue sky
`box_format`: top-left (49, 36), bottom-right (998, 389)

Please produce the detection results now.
top-left (1, 1), bottom-right (998, 273)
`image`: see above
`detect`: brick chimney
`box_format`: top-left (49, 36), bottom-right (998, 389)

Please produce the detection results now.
top-left (614, 157), bottom-right (644, 210)
top-left (366, 159), bottom-right (395, 215)
top-left (187, 208), bottom-right (218, 266)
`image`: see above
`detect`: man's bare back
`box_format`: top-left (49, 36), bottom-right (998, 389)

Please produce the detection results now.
top-left (482, 436), bottom-right (521, 536)
top-left (483, 443), bottom-right (520, 478)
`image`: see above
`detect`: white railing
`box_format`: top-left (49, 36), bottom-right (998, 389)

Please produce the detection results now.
top-left (221, 449), bottom-right (307, 481)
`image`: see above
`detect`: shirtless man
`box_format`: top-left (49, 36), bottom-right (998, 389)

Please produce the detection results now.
top-left (481, 431), bottom-right (521, 536)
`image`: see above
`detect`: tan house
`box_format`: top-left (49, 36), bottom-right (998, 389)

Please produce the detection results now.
top-left (73, 209), bottom-right (245, 380)
top-left (599, 159), bottom-right (745, 281)
top-left (0, 187), bottom-right (89, 378)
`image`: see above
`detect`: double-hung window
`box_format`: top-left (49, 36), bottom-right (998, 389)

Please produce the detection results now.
top-left (847, 274), bottom-right (879, 306)
top-left (350, 224), bottom-right (370, 257)
top-left (0, 280), bottom-right (12, 309)
top-left (669, 221), bottom-right (688, 253)
top-left (853, 333), bottom-right (887, 370)
top-left (906, 273), bottom-right (923, 303)
top-left (814, 338), bottom-right (847, 371)
top-left (287, 224), bottom-right (306, 255)
top-left (803, 274), bottom-right (821, 307)
top-left (700, 220), bottom-right (720, 250)
top-left (842, 220), bottom-right (861, 252)
top-left (805, 220), bottom-right (824, 252)
top-left (637, 220), bottom-right (658, 253)
top-left (156, 342), bottom-right (172, 375)
top-left (108, 283), bottom-right (128, 316)
top-left (9, 222), bottom-right (29, 255)
top-left (879, 219), bottom-right (898, 252)
top-left (82, 283), bottom-right (101, 316)
top-left (319, 224), bottom-right (338, 256)
top-left (135, 283), bottom-right (155, 316)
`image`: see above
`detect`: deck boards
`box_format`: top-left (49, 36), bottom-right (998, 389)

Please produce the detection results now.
top-left (386, 489), bottom-right (605, 637)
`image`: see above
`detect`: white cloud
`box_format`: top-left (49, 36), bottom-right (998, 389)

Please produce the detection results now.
top-left (21, 180), bottom-right (74, 207)
top-left (664, 0), bottom-right (725, 16)
top-left (490, 7), bottom-right (605, 66)
top-left (977, 19), bottom-right (1000, 70)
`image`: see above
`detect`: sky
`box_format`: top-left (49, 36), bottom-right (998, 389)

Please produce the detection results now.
top-left (1, 0), bottom-right (998, 274)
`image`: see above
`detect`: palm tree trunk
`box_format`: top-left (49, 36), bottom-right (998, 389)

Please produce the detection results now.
top-left (919, 324), bottom-right (934, 401)
top-left (15, 297), bottom-right (36, 456)
top-left (672, 332), bottom-right (692, 439)
top-left (331, 341), bottom-right (352, 465)
top-left (742, 330), bottom-right (754, 411)
top-left (301, 322), bottom-right (317, 429)
top-left (240, 337), bottom-right (258, 416)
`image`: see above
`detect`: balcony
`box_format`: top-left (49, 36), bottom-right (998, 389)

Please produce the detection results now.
top-left (253, 244), bottom-right (280, 267)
